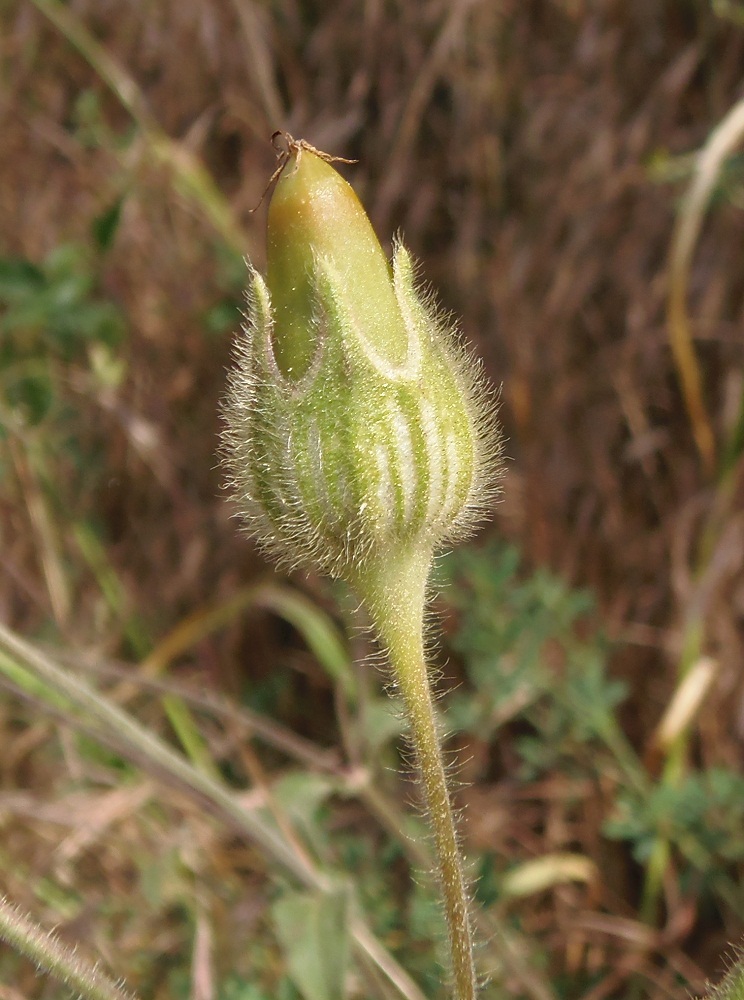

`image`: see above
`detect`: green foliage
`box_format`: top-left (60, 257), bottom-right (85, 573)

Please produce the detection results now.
top-left (606, 769), bottom-right (744, 905)
top-left (70, 89), bottom-right (138, 154)
top-left (271, 885), bottom-right (351, 1000)
top-left (0, 242), bottom-right (124, 351)
top-left (203, 244), bottom-right (246, 337)
top-left (442, 543), bottom-right (625, 776)
top-left (0, 239), bottom-right (125, 430)
top-left (444, 543), bottom-right (744, 924)
top-left (93, 198), bottom-right (126, 252)
top-left (219, 977), bottom-right (301, 1000)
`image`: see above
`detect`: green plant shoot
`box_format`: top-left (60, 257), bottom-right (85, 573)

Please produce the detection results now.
top-left (222, 133), bottom-right (503, 1000)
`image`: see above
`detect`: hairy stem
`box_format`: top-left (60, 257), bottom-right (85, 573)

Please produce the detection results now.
top-left (0, 895), bottom-right (138, 1000)
top-left (699, 944), bottom-right (744, 1000)
top-left (362, 551), bottom-right (476, 1000)
top-left (391, 633), bottom-right (476, 999)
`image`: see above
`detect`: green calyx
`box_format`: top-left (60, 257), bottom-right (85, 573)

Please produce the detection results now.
top-left (223, 138), bottom-right (501, 585)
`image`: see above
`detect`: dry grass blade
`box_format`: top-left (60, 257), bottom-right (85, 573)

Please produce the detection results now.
top-left (0, 624), bottom-right (433, 1000)
top-left (374, 0), bottom-right (477, 226)
top-left (0, 619), bottom-right (324, 887)
top-left (228, 0), bottom-right (285, 129)
top-left (70, 652), bottom-right (341, 772)
top-left (667, 94), bottom-right (744, 476)
top-left (30, 0), bottom-right (248, 253)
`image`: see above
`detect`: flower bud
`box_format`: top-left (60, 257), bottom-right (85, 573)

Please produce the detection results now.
top-left (266, 145), bottom-right (407, 378)
top-left (222, 139), bottom-right (501, 586)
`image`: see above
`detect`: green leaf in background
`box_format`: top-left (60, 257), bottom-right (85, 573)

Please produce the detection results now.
top-left (205, 299), bottom-right (239, 335)
top-left (272, 771), bottom-right (339, 859)
top-left (605, 769), bottom-right (744, 873)
top-left (0, 258), bottom-right (45, 300)
top-left (359, 694), bottom-right (407, 757)
top-left (219, 980), bottom-right (275, 1000)
top-left (258, 587), bottom-right (355, 701)
top-left (5, 371), bottom-right (54, 425)
top-left (0, 243), bottom-right (125, 359)
top-left (442, 543), bottom-right (620, 757)
top-left (92, 196), bottom-right (125, 251)
top-left (271, 885), bottom-right (351, 1000)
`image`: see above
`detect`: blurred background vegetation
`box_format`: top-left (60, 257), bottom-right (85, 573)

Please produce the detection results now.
top-left (1, 1), bottom-right (744, 998)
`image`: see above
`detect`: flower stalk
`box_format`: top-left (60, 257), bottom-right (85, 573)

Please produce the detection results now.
top-left (222, 134), bottom-right (502, 998)
top-left (0, 894), bottom-right (138, 1000)
top-left (362, 551), bottom-right (476, 999)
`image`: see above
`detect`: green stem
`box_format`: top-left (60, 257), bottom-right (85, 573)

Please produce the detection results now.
top-left (0, 895), bottom-right (138, 1000)
top-left (639, 616), bottom-right (704, 924)
top-left (698, 941), bottom-right (744, 1000)
top-left (361, 551), bottom-right (477, 1000)
top-left (392, 636), bottom-right (476, 999)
